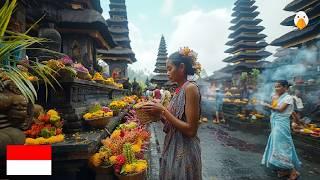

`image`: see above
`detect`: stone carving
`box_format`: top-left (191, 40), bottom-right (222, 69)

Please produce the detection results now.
top-left (0, 80), bottom-right (43, 156)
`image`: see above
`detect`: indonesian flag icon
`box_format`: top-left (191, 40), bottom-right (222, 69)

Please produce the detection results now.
top-left (7, 145), bottom-right (52, 175)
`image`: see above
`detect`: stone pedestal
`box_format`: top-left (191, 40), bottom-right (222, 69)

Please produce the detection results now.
top-left (36, 79), bottom-right (124, 132)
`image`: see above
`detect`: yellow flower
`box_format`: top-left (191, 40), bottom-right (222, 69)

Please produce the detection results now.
top-left (37, 137), bottom-right (47, 145)
top-left (25, 138), bottom-right (37, 145)
top-left (47, 109), bottom-right (59, 117)
top-left (124, 163), bottom-right (134, 173)
top-left (83, 113), bottom-right (92, 120)
top-left (106, 112), bottom-right (113, 117)
top-left (91, 153), bottom-right (102, 167)
top-left (111, 130), bottom-right (121, 139)
top-left (132, 144), bottom-right (141, 153)
top-left (136, 138), bottom-right (143, 146)
top-left (134, 161), bottom-right (147, 173)
top-left (109, 155), bottom-right (117, 165)
top-left (46, 134), bottom-right (64, 144)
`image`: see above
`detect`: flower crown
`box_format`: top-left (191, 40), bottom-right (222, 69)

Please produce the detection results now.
top-left (178, 47), bottom-right (201, 76)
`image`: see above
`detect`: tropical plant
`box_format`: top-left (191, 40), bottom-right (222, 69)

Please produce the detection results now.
top-left (250, 68), bottom-right (260, 86)
top-left (0, 0), bottom-right (59, 103)
top-left (240, 72), bottom-right (248, 82)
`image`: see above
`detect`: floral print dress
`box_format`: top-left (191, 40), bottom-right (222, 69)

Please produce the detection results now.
top-left (159, 81), bottom-right (202, 180)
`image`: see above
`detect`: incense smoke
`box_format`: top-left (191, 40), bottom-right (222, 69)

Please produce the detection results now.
top-left (254, 45), bottom-right (320, 115)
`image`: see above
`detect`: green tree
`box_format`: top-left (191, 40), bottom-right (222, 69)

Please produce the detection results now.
top-left (145, 77), bottom-right (150, 87)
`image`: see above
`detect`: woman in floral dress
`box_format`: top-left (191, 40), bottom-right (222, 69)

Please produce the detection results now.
top-left (143, 47), bottom-right (202, 180)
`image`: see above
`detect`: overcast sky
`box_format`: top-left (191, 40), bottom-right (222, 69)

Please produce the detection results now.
top-left (101, 0), bottom-right (293, 76)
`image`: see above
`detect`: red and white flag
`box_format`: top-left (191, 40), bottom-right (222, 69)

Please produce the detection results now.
top-left (7, 145), bottom-right (52, 175)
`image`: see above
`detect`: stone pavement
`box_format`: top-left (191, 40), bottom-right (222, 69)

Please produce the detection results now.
top-left (149, 121), bottom-right (320, 180)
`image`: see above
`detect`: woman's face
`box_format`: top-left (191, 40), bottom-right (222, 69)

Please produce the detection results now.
top-left (166, 60), bottom-right (184, 82)
top-left (275, 83), bottom-right (286, 95)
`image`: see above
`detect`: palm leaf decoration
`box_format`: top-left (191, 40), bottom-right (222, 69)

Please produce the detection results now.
top-left (0, 0), bottom-right (60, 104)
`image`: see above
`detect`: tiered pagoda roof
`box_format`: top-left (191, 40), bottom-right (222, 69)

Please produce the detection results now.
top-left (264, 48), bottom-right (297, 69)
top-left (98, 0), bottom-right (136, 63)
top-left (23, 0), bottom-right (116, 49)
top-left (223, 0), bottom-right (271, 67)
top-left (151, 35), bottom-right (169, 86)
top-left (271, 0), bottom-right (320, 48)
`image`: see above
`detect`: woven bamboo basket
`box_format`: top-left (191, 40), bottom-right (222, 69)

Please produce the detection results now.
top-left (115, 171), bottom-right (146, 180)
top-left (85, 116), bottom-right (111, 129)
top-left (136, 109), bottom-right (160, 125)
top-left (77, 71), bottom-right (91, 80)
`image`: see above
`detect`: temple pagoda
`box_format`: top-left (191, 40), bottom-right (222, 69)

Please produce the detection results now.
top-left (223, 0), bottom-right (271, 79)
top-left (271, 0), bottom-right (320, 97)
top-left (150, 35), bottom-right (169, 87)
top-left (98, 0), bottom-right (136, 79)
top-left (272, 0), bottom-right (320, 49)
top-left (264, 48), bottom-right (298, 82)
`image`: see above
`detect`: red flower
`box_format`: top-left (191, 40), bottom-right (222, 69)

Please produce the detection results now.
top-left (116, 154), bottom-right (126, 166)
top-left (120, 130), bottom-right (125, 138)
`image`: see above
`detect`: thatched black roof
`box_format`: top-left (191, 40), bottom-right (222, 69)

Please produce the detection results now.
top-left (225, 41), bottom-right (268, 53)
top-left (284, 0), bottom-right (318, 11)
top-left (226, 34), bottom-right (267, 46)
top-left (58, 9), bottom-right (116, 48)
top-left (273, 48), bottom-right (297, 58)
top-left (223, 61), bottom-right (269, 73)
top-left (235, 0), bottom-right (255, 6)
top-left (231, 18), bottom-right (261, 25)
top-left (281, 2), bottom-right (320, 26)
top-left (233, 5), bottom-right (257, 12)
top-left (208, 70), bottom-right (232, 81)
top-left (271, 21), bottom-right (320, 47)
top-left (150, 74), bottom-right (169, 82)
top-left (223, 50), bottom-right (271, 63)
top-left (232, 11), bottom-right (259, 18)
top-left (229, 25), bottom-right (264, 38)
top-left (97, 47), bottom-right (136, 63)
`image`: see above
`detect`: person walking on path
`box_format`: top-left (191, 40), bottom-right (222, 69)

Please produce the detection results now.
top-left (261, 80), bottom-right (301, 180)
top-left (143, 47), bottom-right (202, 180)
top-left (213, 88), bottom-right (225, 124)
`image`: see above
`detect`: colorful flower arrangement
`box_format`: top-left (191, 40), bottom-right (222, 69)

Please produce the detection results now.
top-left (83, 104), bottom-right (113, 120)
top-left (91, 73), bottom-right (123, 89)
top-left (24, 109), bottom-right (64, 145)
top-left (90, 108), bottom-right (151, 175)
top-left (109, 100), bottom-right (128, 112)
top-left (122, 95), bottom-right (138, 104)
top-left (92, 72), bottom-right (104, 81)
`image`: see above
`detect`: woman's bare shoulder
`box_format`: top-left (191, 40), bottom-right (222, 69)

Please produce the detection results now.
top-left (185, 83), bottom-right (199, 94)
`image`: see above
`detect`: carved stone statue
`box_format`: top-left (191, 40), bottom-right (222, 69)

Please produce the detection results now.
top-left (37, 23), bottom-right (62, 61)
top-left (0, 80), bottom-right (43, 156)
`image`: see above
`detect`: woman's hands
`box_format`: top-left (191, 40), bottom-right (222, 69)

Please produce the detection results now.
top-left (141, 99), bottom-right (165, 115)
top-left (261, 102), bottom-right (276, 111)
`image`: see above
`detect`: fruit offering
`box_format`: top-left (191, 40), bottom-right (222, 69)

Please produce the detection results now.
top-left (92, 72), bottom-right (104, 81)
top-left (25, 134), bottom-right (64, 145)
top-left (109, 100), bottom-right (128, 111)
top-left (24, 109), bottom-right (64, 144)
top-left (45, 59), bottom-right (65, 70)
top-left (83, 104), bottom-right (113, 120)
top-left (73, 63), bottom-right (89, 73)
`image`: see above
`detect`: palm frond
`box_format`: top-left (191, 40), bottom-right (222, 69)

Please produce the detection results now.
top-left (0, 0), bottom-right (17, 36)
top-left (0, 0), bottom-right (61, 103)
